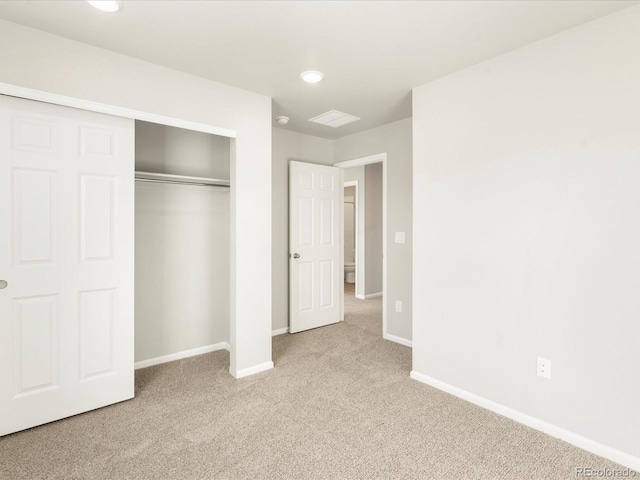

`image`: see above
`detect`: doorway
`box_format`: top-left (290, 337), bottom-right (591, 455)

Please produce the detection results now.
top-left (335, 153), bottom-right (388, 338)
top-left (133, 121), bottom-right (231, 369)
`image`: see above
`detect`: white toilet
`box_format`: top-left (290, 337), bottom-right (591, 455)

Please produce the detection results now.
top-left (344, 250), bottom-right (356, 283)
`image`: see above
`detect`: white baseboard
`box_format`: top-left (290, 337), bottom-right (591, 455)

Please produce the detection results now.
top-left (356, 292), bottom-right (383, 300)
top-left (272, 327), bottom-right (289, 336)
top-left (135, 342), bottom-right (230, 370)
top-left (232, 361), bottom-right (274, 379)
top-left (409, 371), bottom-right (640, 473)
top-left (384, 333), bottom-right (412, 348)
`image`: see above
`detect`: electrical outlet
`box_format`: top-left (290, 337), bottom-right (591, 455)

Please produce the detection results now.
top-left (537, 357), bottom-right (551, 379)
top-left (395, 300), bottom-right (402, 313)
top-left (395, 232), bottom-right (405, 244)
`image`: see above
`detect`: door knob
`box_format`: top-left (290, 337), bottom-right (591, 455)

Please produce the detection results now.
top-left (292, 253), bottom-right (300, 259)
top-left (0, 280), bottom-right (7, 290)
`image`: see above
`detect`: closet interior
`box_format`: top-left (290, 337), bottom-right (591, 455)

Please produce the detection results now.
top-left (134, 120), bottom-right (231, 367)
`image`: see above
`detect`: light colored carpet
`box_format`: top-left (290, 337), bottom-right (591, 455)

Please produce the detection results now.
top-left (0, 292), bottom-right (633, 479)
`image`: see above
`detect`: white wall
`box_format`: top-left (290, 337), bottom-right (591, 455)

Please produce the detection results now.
top-left (135, 184), bottom-right (229, 362)
top-left (135, 121), bottom-right (230, 178)
top-left (134, 121), bottom-right (230, 363)
top-left (0, 19), bottom-right (272, 377)
top-left (364, 163), bottom-right (383, 296)
top-left (334, 118), bottom-right (413, 342)
top-left (344, 166), bottom-right (366, 297)
top-left (413, 6), bottom-right (640, 463)
top-left (272, 128), bottom-right (334, 332)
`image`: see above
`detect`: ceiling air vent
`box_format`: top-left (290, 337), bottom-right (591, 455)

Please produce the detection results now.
top-left (309, 110), bottom-right (360, 128)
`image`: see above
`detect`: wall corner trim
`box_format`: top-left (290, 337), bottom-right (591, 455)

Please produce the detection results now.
top-left (384, 333), bottom-right (412, 348)
top-left (134, 342), bottom-right (230, 370)
top-left (231, 361), bottom-right (274, 379)
top-left (409, 370), bottom-right (640, 472)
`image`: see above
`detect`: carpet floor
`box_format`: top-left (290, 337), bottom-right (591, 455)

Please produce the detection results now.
top-left (0, 291), bottom-right (632, 479)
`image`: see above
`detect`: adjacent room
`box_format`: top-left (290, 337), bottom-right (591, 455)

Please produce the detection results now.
top-left (0, 1), bottom-right (638, 478)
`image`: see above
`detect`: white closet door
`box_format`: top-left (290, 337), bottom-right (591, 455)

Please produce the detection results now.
top-left (289, 160), bottom-right (341, 333)
top-left (0, 95), bottom-right (134, 436)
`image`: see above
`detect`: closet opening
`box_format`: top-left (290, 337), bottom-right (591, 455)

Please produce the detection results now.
top-left (134, 120), bottom-right (231, 370)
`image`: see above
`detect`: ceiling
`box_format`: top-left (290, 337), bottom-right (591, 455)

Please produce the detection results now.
top-left (0, 1), bottom-right (636, 139)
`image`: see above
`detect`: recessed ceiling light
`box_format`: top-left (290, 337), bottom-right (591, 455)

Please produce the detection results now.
top-left (300, 71), bottom-right (324, 84)
top-left (87, 0), bottom-right (121, 12)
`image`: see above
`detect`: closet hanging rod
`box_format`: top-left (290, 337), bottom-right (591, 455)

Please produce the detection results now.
top-left (135, 178), bottom-right (230, 188)
top-left (134, 171), bottom-right (230, 188)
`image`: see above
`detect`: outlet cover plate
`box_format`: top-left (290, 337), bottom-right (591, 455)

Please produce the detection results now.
top-left (537, 357), bottom-right (551, 379)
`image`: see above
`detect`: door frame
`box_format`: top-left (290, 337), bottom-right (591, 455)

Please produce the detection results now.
top-left (0, 82), bottom-right (267, 379)
top-left (343, 180), bottom-right (359, 297)
top-left (334, 153), bottom-right (388, 340)
top-left (0, 83), bottom-right (235, 138)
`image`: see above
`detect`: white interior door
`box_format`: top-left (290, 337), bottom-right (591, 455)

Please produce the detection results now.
top-left (0, 95), bottom-right (134, 436)
top-left (289, 161), bottom-right (341, 333)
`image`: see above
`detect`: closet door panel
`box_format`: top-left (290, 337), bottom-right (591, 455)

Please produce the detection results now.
top-left (0, 94), bottom-right (134, 436)
top-left (13, 169), bottom-right (57, 266)
top-left (79, 174), bottom-right (116, 262)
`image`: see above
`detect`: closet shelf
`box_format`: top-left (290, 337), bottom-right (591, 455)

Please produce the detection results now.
top-left (135, 171), bottom-right (230, 188)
